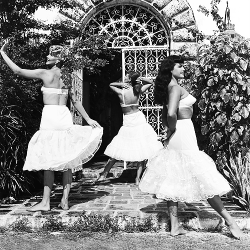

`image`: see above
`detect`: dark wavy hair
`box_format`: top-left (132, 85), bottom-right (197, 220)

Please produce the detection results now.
top-left (127, 71), bottom-right (141, 95)
top-left (154, 55), bottom-right (184, 105)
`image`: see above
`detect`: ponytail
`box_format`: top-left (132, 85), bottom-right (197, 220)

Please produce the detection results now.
top-left (127, 71), bottom-right (141, 95)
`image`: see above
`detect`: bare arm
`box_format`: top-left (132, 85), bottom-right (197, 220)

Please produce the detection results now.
top-left (162, 104), bottom-right (168, 127)
top-left (160, 86), bottom-right (181, 146)
top-left (69, 87), bottom-right (101, 128)
top-left (109, 82), bottom-right (124, 95)
top-left (167, 85), bottom-right (181, 132)
top-left (140, 77), bottom-right (153, 93)
top-left (110, 82), bottom-right (125, 88)
top-left (1, 41), bottom-right (46, 80)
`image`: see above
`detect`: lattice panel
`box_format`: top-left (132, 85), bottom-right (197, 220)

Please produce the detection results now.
top-left (71, 70), bottom-right (83, 125)
top-left (84, 4), bottom-right (170, 48)
top-left (122, 47), bottom-right (169, 135)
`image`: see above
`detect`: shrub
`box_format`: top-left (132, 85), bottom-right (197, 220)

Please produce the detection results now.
top-left (0, 105), bottom-right (30, 197)
top-left (218, 149), bottom-right (250, 212)
top-left (42, 216), bottom-right (66, 232)
top-left (10, 217), bottom-right (32, 232)
top-left (193, 34), bottom-right (250, 162)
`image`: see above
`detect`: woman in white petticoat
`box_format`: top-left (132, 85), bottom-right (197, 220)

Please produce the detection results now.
top-left (139, 55), bottom-right (244, 239)
top-left (0, 41), bottom-right (103, 211)
top-left (95, 71), bottom-right (163, 185)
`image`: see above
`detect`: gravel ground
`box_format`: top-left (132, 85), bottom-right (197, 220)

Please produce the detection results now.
top-left (0, 231), bottom-right (250, 250)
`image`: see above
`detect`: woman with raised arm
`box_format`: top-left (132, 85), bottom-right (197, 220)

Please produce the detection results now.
top-left (139, 55), bottom-right (244, 239)
top-left (95, 71), bottom-right (163, 185)
top-left (0, 42), bottom-right (103, 211)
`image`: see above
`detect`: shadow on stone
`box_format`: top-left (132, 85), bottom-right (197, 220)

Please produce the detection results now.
top-left (107, 168), bottom-right (146, 184)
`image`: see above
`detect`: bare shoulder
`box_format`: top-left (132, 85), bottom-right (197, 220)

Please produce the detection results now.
top-left (168, 85), bottom-right (181, 95)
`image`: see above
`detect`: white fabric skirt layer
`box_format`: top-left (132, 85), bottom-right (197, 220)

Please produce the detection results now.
top-left (139, 119), bottom-right (231, 202)
top-left (23, 105), bottom-right (103, 173)
top-left (104, 111), bottom-right (163, 161)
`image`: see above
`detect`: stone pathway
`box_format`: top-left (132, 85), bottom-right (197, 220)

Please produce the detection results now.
top-left (0, 158), bottom-right (249, 230)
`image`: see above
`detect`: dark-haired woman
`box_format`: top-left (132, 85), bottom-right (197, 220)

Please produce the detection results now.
top-left (96, 72), bottom-right (163, 185)
top-left (0, 41), bottom-right (103, 211)
top-left (139, 56), bottom-right (244, 239)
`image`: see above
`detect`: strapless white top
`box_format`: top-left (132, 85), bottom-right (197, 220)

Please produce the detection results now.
top-left (41, 86), bottom-right (68, 95)
top-left (179, 94), bottom-right (196, 108)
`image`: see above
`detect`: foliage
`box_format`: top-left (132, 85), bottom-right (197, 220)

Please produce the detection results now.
top-left (0, 105), bottom-right (31, 197)
top-left (192, 35), bottom-right (250, 162)
top-left (198, 0), bottom-right (226, 32)
top-left (61, 32), bottom-right (119, 87)
top-left (10, 217), bottom-right (32, 232)
top-left (0, 0), bottom-right (74, 38)
top-left (42, 216), bottom-right (66, 232)
top-left (67, 213), bottom-right (120, 233)
top-left (38, 213), bottom-right (161, 233)
top-left (0, 37), bottom-right (46, 197)
top-left (218, 149), bottom-right (250, 212)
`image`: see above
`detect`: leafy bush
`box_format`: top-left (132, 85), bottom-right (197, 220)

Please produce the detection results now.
top-left (193, 34), bottom-right (250, 162)
top-left (42, 216), bottom-right (66, 232)
top-left (188, 34), bottom-right (250, 211)
top-left (0, 105), bottom-right (30, 197)
top-left (10, 217), bottom-right (32, 232)
top-left (218, 149), bottom-right (250, 212)
top-left (66, 213), bottom-right (120, 233)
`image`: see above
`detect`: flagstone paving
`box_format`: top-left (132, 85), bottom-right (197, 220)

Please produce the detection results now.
top-left (0, 158), bottom-right (249, 230)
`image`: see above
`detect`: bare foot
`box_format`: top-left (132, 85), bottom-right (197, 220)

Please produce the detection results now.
top-left (170, 226), bottom-right (187, 236)
top-left (226, 221), bottom-right (244, 239)
top-left (27, 201), bottom-right (50, 212)
top-left (94, 172), bottom-right (107, 183)
top-left (58, 202), bottom-right (69, 210)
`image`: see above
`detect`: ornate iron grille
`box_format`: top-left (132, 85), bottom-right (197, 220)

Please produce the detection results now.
top-left (71, 70), bottom-right (83, 125)
top-left (84, 4), bottom-right (170, 48)
top-left (122, 47), bottom-right (169, 135)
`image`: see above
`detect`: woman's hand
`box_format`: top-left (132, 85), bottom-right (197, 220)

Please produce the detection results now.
top-left (87, 118), bottom-right (101, 128)
top-left (140, 77), bottom-right (154, 85)
top-left (1, 39), bottom-right (9, 53)
top-left (160, 128), bottom-right (176, 147)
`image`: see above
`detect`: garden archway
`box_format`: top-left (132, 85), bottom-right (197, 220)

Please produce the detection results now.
top-left (60, 0), bottom-right (198, 134)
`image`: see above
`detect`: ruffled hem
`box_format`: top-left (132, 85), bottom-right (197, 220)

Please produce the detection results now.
top-left (139, 148), bottom-right (231, 202)
top-left (23, 126), bottom-right (103, 173)
top-left (157, 192), bottom-right (230, 203)
top-left (104, 124), bottom-right (163, 161)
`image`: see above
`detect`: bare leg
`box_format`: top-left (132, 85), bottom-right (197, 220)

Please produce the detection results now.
top-left (207, 195), bottom-right (244, 239)
top-left (27, 170), bottom-right (54, 211)
top-left (95, 158), bottom-right (117, 181)
top-left (135, 161), bottom-right (143, 185)
top-left (59, 170), bottom-right (72, 210)
top-left (167, 201), bottom-right (187, 236)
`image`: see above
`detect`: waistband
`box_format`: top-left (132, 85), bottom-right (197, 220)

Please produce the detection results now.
top-left (177, 107), bottom-right (193, 120)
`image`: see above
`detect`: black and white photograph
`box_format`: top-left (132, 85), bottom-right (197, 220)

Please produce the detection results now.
top-left (0, 0), bottom-right (250, 249)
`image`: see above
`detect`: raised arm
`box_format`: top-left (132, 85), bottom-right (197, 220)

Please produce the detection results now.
top-left (68, 86), bottom-right (100, 128)
top-left (140, 77), bottom-right (153, 93)
top-left (109, 82), bottom-right (124, 95)
top-left (0, 41), bottom-right (46, 80)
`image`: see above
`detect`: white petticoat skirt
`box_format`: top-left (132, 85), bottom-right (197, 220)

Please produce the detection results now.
top-left (104, 111), bottom-right (163, 161)
top-left (139, 119), bottom-right (231, 202)
top-left (23, 105), bottom-right (103, 173)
